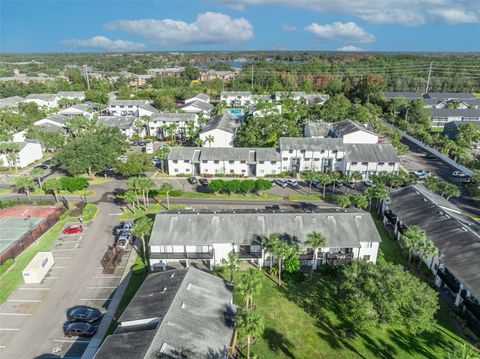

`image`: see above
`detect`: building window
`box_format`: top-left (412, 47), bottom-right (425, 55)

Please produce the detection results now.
top-left (214, 160), bottom-right (219, 164)
top-left (313, 158), bottom-right (319, 161)
top-left (174, 169), bottom-right (178, 173)
top-left (202, 160), bottom-right (207, 163)
top-left (378, 162), bottom-right (384, 166)
top-left (241, 160), bottom-right (246, 164)
top-left (230, 170), bottom-right (234, 174)
top-left (241, 169), bottom-right (246, 173)
top-left (289, 150), bottom-right (293, 154)
top-left (352, 162), bottom-right (358, 165)
top-left (363, 255), bottom-right (371, 261)
top-left (320, 150), bottom-right (325, 154)
top-left (388, 162), bottom-right (395, 166)
top-left (365, 242), bottom-right (373, 248)
top-left (229, 161), bottom-right (234, 164)
top-left (186, 169), bottom-right (190, 172)
top-left (184, 160), bottom-right (189, 164)
top-left (259, 161), bottom-right (264, 164)
top-left (362, 162), bottom-right (368, 166)
top-left (270, 161), bottom-right (276, 164)
top-left (332, 150), bottom-right (337, 154)
top-left (282, 157), bottom-right (288, 161)
top-left (173, 160), bottom-right (178, 164)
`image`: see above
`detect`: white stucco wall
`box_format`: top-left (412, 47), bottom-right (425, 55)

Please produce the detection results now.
top-left (200, 129), bottom-right (234, 148)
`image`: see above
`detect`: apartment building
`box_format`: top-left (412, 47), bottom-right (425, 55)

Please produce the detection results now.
top-left (0, 141), bottom-right (43, 168)
top-left (431, 109), bottom-right (480, 128)
top-left (147, 113), bottom-right (198, 140)
top-left (97, 116), bottom-right (138, 139)
top-left (108, 100), bottom-right (150, 116)
top-left (220, 91), bottom-right (252, 107)
top-left (148, 211), bottom-right (381, 271)
top-left (199, 113), bottom-right (239, 147)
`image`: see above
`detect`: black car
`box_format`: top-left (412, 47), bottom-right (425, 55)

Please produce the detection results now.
top-left (35, 164), bottom-right (48, 170)
top-left (114, 222), bottom-right (133, 235)
top-left (265, 205), bottom-right (280, 211)
top-left (67, 306), bottom-right (102, 323)
top-left (187, 176), bottom-right (198, 185)
top-left (63, 322), bottom-right (97, 338)
top-left (199, 178), bottom-right (209, 186)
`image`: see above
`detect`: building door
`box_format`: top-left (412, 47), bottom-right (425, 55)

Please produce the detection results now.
top-left (194, 164), bottom-right (200, 176)
top-left (321, 158), bottom-right (333, 173)
top-left (290, 158), bottom-right (300, 173)
top-left (248, 164), bottom-right (256, 177)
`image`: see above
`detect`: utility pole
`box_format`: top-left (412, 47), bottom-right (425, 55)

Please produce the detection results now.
top-left (84, 65), bottom-right (90, 91)
top-left (251, 63), bottom-right (254, 91)
top-left (425, 62), bottom-right (432, 95)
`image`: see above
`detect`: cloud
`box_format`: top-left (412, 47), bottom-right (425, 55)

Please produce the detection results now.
top-left (429, 8), bottom-right (478, 23)
top-left (281, 23), bottom-right (297, 31)
top-left (104, 12), bottom-right (254, 45)
top-left (337, 45), bottom-right (363, 51)
top-left (305, 22), bottom-right (375, 43)
top-left (62, 36), bottom-right (145, 51)
top-left (234, 0), bottom-right (479, 26)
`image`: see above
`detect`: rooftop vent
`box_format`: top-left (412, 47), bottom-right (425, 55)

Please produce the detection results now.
top-left (186, 283), bottom-right (192, 290)
top-left (170, 273), bottom-right (175, 278)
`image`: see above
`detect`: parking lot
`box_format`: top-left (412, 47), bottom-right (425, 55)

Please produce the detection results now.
top-left (0, 202), bottom-right (131, 359)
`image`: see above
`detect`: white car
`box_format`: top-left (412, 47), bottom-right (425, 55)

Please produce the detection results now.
top-left (286, 179), bottom-right (298, 187)
top-left (414, 170), bottom-right (430, 179)
top-left (116, 238), bottom-right (128, 250)
top-left (274, 179), bottom-right (288, 188)
top-left (452, 171), bottom-right (466, 178)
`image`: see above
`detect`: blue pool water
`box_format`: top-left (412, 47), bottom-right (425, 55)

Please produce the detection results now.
top-left (224, 109), bottom-right (244, 118)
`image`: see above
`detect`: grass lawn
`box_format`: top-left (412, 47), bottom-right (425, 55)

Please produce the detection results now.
top-left (0, 188), bottom-right (10, 196)
top-left (32, 188), bottom-right (96, 197)
top-left (232, 271), bottom-right (468, 359)
top-left (84, 176), bottom-right (112, 186)
top-left (67, 203), bottom-right (99, 223)
top-left (119, 204), bottom-right (185, 220)
top-left (288, 194), bottom-right (323, 201)
top-left (0, 219), bottom-right (66, 305)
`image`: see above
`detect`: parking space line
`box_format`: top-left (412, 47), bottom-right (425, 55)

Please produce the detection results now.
top-left (18, 287), bottom-right (50, 291)
top-left (53, 257), bottom-right (72, 260)
top-left (51, 248), bottom-right (78, 252)
top-left (0, 312), bottom-right (31, 316)
top-left (44, 277), bottom-right (59, 280)
top-left (56, 240), bottom-right (80, 244)
top-left (79, 298), bottom-right (112, 301)
top-left (92, 276), bottom-right (121, 279)
top-left (86, 286), bottom-right (117, 289)
top-left (0, 345), bottom-right (5, 349)
top-left (0, 328), bottom-right (20, 331)
top-left (51, 266), bottom-right (67, 269)
top-left (7, 299), bottom-right (41, 303)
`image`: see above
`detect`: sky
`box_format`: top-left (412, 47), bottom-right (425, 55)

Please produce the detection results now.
top-left (1, 0), bottom-right (479, 53)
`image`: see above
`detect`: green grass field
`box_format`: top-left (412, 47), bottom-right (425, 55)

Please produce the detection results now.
top-left (161, 191), bottom-right (282, 201)
top-left (119, 204), bottom-right (185, 220)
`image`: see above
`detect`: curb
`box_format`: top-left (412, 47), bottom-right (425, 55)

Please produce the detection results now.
top-left (80, 249), bottom-right (136, 359)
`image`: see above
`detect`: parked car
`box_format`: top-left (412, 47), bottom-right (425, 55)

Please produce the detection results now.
top-left (414, 170), bottom-right (430, 179)
top-left (363, 179), bottom-right (373, 187)
top-left (117, 231), bottom-right (132, 243)
top-left (63, 322), bottom-right (97, 338)
top-left (44, 159), bottom-right (52, 166)
top-left (286, 179), bottom-right (298, 187)
top-left (265, 205), bottom-right (280, 211)
top-left (114, 222), bottom-right (133, 235)
top-left (311, 180), bottom-right (321, 189)
top-left (452, 170), bottom-right (466, 178)
top-left (137, 141), bottom-right (147, 147)
top-left (274, 179), bottom-right (288, 188)
top-left (117, 155), bottom-right (128, 163)
top-left (63, 225), bottom-right (83, 235)
top-left (35, 164), bottom-right (48, 170)
top-left (67, 306), bottom-right (102, 323)
top-left (347, 181), bottom-right (356, 189)
top-left (187, 177), bottom-right (198, 185)
top-left (199, 178), bottom-right (209, 186)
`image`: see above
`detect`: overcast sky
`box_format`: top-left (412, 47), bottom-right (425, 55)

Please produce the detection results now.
top-left (1, 0), bottom-right (479, 52)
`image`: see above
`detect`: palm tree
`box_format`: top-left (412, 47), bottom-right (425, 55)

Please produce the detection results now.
top-left (330, 172), bottom-right (341, 194)
top-left (237, 268), bottom-right (263, 310)
top-left (42, 178), bottom-right (61, 202)
top-left (127, 177), bottom-right (142, 209)
top-left (31, 167), bottom-right (44, 188)
top-left (160, 182), bottom-right (175, 210)
top-left (353, 194), bottom-right (369, 210)
top-left (271, 240), bottom-right (291, 287)
top-left (301, 171), bottom-right (317, 189)
top-left (351, 171), bottom-right (363, 190)
top-left (138, 178), bottom-right (155, 209)
top-left (204, 134), bottom-right (215, 147)
top-left (317, 173), bottom-right (332, 199)
top-left (14, 176), bottom-right (35, 198)
top-left (336, 194), bottom-right (351, 208)
top-left (221, 251), bottom-right (240, 282)
top-left (237, 311), bottom-right (265, 359)
top-left (131, 216), bottom-right (153, 266)
top-left (403, 225), bottom-right (426, 264)
top-left (373, 185), bottom-right (389, 212)
top-left (263, 234), bottom-right (278, 274)
top-left (417, 237), bottom-right (438, 270)
top-left (123, 190), bottom-right (138, 213)
top-left (305, 232), bottom-right (326, 279)
top-left (364, 187), bottom-right (375, 211)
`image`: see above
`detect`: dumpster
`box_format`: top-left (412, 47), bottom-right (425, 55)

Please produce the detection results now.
top-left (22, 252), bottom-right (54, 284)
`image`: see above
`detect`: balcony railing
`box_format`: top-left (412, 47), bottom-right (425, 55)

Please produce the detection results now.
top-left (150, 250), bottom-right (214, 260)
top-left (437, 269), bottom-right (461, 293)
top-left (237, 250), bottom-right (262, 259)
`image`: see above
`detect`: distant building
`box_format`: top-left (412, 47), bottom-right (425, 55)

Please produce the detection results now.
top-left (199, 114), bottom-right (239, 147)
top-left (57, 103), bottom-right (95, 119)
top-left (431, 109), bottom-right (480, 128)
top-left (147, 67), bottom-right (185, 77)
top-left (23, 94), bottom-right (58, 108)
top-left (184, 93), bottom-right (210, 105)
top-left (93, 267), bottom-right (236, 359)
top-left (200, 69), bottom-right (236, 81)
top-left (0, 141), bottom-right (43, 168)
top-left (220, 91), bottom-right (252, 107)
top-left (108, 99), bottom-right (150, 116)
top-left (0, 96), bottom-right (24, 109)
top-left (147, 113), bottom-right (198, 140)
top-left (97, 116), bottom-right (138, 139)
top-left (304, 122), bottom-right (331, 138)
top-left (331, 119), bottom-right (378, 144)
top-left (383, 92), bottom-right (423, 100)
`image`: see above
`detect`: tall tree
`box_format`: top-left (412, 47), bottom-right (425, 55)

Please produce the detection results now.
top-left (237, 268), bottom-right (263, 310)
top-left (305, 232), bottom-right (326, 279)
top-left (271, 240), bottom-right (292, 287)
top-left (221, 251), bottom-right (240, 282)
top-left (237, 311), bottom-right (265, 359)
top-left (403, 225), bottom-right (426, 264)
top-left (131, 216), bottom-right (153, 266)
top-left (317, 173), bottom-right (332, 199)
top-left (160, 182), bottom-right (174, 210)
top-left (14, 176), bottom-right (35, 198)
top-left (417, 237), bottom-right (438, 270)
top-left (30, 167), bottom-right (44, 188)
top-left (42, 178), bottom-right (62, 202)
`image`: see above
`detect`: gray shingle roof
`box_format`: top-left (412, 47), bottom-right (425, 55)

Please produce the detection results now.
top-left (384, 92), bottom-right (422, 100)
top-left (56, 91), bottom-right (85, 98)
top-left (388, 185), bottom-right (480, 299)
top-left (109, 99), bottom-right (149, 106)
top-left (151, 113), bottom-right (197, 122)
top-left (279, 137), bottom-right (344, 151)
top-left (182, 100), bottom-right (213, 111)
top-left (0, 96), bottom-right (24, 108)
top-left (193, 93), bottom-right (209, 102)
top-left (305, 122), bottom-right (331, 137)
top-left (150, 211), bottom-right (381, 248)
top-left (221, 91), bottom-right (251, 97)
top-left (199, 147), bottom-right (253, 161)
top-left (97, 116), bottom-right (135, 129)
top-left (425, 92), bottom-right (475, 100)
top-left (26, 93), bottom-right (57, 101)
top-left (168, 147), bottom-right (280, 162)
top-left (333, 120), bottom-right (377, 136)
top-left (138, 103), bottom-right (160, 114)
top-left (255, 147), bottom-right (281, 161)
top-left (94, 268), bottom-right (235, 359)
top-left (43, 114), bottom-right (69, 125)
top-left (432, 108), bottom-right (480, 117)
top-left (168, 147), bottom-right (200, 162)
top-left (345, 143), bottom-right (399, 163)
top-left (201, 114), bottom-right (238, 134)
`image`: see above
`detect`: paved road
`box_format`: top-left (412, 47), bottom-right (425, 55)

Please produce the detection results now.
top-left (400, 137), bottom-right (480, 218)
top-left (0, 193), bottom-right (131, 358)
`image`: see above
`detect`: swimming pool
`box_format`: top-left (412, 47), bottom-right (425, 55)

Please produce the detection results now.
top-left (224, 108), bottom-right (244, 118)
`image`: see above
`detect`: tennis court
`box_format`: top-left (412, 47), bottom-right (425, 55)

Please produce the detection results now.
top-left (0, 217), bottom-right (45, 255)
top-left (0, 205), bottom-right (64, 264)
